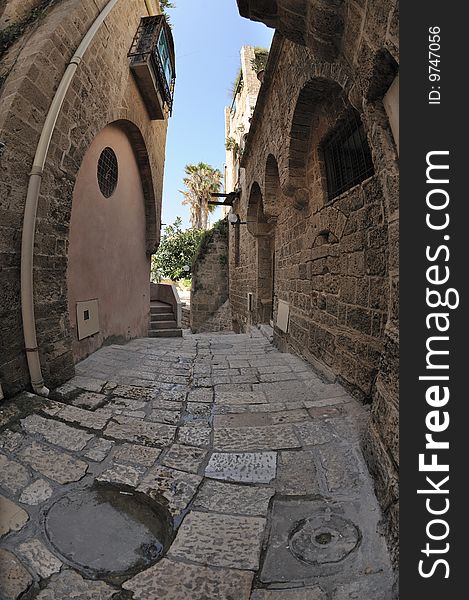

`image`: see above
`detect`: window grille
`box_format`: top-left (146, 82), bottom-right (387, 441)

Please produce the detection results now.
top-left (322, 111), bottom-right (374, 201)
top-left (97, 147), bottom-right (118, 198)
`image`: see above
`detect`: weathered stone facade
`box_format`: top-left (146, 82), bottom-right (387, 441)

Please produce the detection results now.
top-left (190, 222), bottom-right (233, 334)
top-left (224, 46), bottom-right (261, 204)
top-left (232, 0), bottom-right (399, 563)
top-left (0, 0), bottom-right (168, 396)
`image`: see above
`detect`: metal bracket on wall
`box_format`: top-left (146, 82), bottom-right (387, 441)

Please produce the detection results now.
top-left (208, 191), bottom-right (240, 206)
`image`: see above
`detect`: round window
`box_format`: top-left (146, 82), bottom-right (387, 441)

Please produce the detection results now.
top-left (97, 147), bottom-right (118, 198)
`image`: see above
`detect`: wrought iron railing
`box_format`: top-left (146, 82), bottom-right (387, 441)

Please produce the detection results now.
top-left (128, 15), bottom-right (176, 116)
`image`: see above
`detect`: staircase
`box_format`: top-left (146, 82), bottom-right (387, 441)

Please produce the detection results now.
top-left (149, 301), bottom-right (182, 338)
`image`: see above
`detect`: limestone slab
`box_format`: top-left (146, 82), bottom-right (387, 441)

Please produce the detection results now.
top-left (18, 442), bottom-right (88, 484)
top-left (215, 390), bottom-right (267, 406)
top-left (194, 480), bottom-right (274, 516)
top-left (97, 463), bottom-right (145, 487)
top-left (276, 451), bottom-right (320, 495)
top-left (19, 479), bottom-right (54, 506)
top-left (21, 414), bottom-right (93, 451)
top-left (151, 397), bottom-right (182, 411)
top-left (0, 496), bottom-right (29, 537)
top-left (0, 549), bottom-right (33, 600)
top-left (54, 404), bottom-right (111, 430)
top-left (331, 574), bottom-right (394, 600)
top-left (104, 415), bottom-right (176, 447)
top-left (205, 452), bottom-right (277, 483)
top-left (112, 397), bottom-right (147, 411)
top-left (35, 569), bottom-right (117, 599)
top-left (214, 424), bottom-right (300, 451)
top-left (111, 384), bottom-right (156, 401)
top-left (0, 430), bottom-right (23, 452)
top-left (0, 453), bottom-right (31, 494)
top-left (161, 443), bottom-right (207, 474)
top-left (250, 588), bottom-right (326, 600)
top-left (147, 408), bottom-right (180, 425)
top-left (69, 376), bottom-right (107, 393)
top-left (18, 539), bottom-right (62, 578)
top-left (123, 558), bottom-right (253, 600)
top-left (84, 438), bottom-right (114, 462)
top-left (112, 443), bottom-right (160, 467)
top-left (294, 421), bottom-right (335, 446)
top-left (317, 443), bottom-right (361, 494)
top-left (185, 401), bottom-right (212, 419)
top-left (187, 388), bottom-right (213, 403)
top-left (214, 409), bottom-right (309, 428)
top-left (71, 392), bottom-right (107, 409)
top-left (138, 466), bottom-right (202, 516)
top-left (169, 510), bottom-right (266, 569)
top-left (177, 424), bottom-right (211, 447)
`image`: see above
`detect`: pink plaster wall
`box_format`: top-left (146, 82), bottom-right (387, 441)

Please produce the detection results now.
top-left (67, 124), bottom-right (150, 362)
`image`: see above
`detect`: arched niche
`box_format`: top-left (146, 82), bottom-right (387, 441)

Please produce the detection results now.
top-left (67, 121), bottom-right (155, 363)
top-left (263, 153), bottom-right (282, 219)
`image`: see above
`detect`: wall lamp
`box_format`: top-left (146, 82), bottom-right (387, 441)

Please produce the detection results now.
top-left (228, 213), bottom-right (253, 226)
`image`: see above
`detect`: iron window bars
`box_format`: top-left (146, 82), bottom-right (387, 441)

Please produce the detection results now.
top-left (128, 15), bottom-right (176, 118)
top-left (97, 147), bottom-right (118, 198)
top-left (322, 110), bottom-right (374, 201)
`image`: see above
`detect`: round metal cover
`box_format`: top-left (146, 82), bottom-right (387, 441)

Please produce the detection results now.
top-left (288, 511), bottom-right (360, 565)
top-left (44, 486), bottom-right (172, 577)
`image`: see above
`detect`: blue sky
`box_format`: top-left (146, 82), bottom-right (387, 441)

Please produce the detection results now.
top-left (161, 0), bottom-right (273, 230)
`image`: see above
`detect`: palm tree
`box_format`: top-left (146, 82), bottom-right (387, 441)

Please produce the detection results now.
top-left (181, 162), bottom-right (222, 230)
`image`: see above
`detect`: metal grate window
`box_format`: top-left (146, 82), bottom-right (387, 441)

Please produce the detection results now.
top-left (322, 111), bottom-right (374, 201)
top-left (97, 147), bottom-right (118, 198)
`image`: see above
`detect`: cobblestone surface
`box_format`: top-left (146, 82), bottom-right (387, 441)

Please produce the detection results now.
top-left (0, 332), bottom-right (393, 599)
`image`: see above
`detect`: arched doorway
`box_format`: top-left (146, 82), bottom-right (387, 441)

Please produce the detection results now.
top-left (247, 182), bottom-right (276, 324)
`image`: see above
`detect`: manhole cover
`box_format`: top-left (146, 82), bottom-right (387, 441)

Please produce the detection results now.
top-left (45, 485), bottom-right (172, 577)
top-left (289, 512), bottom-right (360, 565)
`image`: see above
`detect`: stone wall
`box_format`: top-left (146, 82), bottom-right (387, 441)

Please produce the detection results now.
top-left (0, 0), bottom-right (167, 396)
top-left (0, 0), bottom-right (45, 31)
top-left (232, 0), bottom-right (399, 564)
top-left (191, 222), bottom-right (233, 334)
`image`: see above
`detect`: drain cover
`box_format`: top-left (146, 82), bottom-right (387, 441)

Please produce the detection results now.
top-left (289, 512), bottom-right (359, 565)
top-left (45, 486), bottom-right (172, 577)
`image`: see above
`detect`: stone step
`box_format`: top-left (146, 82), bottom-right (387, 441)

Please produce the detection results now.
top-left (150, 311), bottom-right (175, 321)
top-left (150, 305), bottom-right (173, 315)
top-left (150, 320), bottom-right (177, 330)
top-left (148, 328), bottom-right (182, 338)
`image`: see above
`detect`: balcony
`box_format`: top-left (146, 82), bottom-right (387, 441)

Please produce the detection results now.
top-left (128, 15), bottom-right (176, 120)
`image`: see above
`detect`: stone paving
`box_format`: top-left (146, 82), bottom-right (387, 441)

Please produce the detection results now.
top-left (0, 331), bottom-right (394, 599)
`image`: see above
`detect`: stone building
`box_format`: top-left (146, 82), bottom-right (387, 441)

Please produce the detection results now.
top-left (0, 0), bottom-right (175, 397)
top-left (224, 45), bottom-right (262, 206)
top-left (230, 0), bottom-right (399, 560)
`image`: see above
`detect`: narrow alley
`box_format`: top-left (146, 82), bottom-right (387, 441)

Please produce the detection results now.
top-left (0, 331), bottom-right (393, 599)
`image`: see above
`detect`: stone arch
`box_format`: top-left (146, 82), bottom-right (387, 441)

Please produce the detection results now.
top-left (237, 1), bottom-right (344, 60)
top-left (67, 121), bottom-right (153, 362)
top-left (246, 182), bottom-right (274, 237)
top-left (113, 119), bottom-right (159, 254)
top-left (263, 153), bottom-right (282, 219)
top-left (246, 183), bottom-right (276, 324)
top-left (286, 77), bottom-right (346, 207)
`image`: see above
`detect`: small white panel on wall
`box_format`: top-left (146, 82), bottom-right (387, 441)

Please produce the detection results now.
top-left (76, 299), bottom-right (99, 340)
top-left (276, 300), bottom-right (290, 333)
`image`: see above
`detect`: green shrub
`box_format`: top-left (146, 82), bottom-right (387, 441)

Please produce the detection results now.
top-left (151, 217), bottom-right (204, 281)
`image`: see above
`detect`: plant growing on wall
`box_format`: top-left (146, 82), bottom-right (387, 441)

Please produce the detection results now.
top-left (229, 68), bottom-right (243, 99)
top-left (181, 162), bottom-right (222, 230)
top-left (160, 0), bottom-right (175, 25)
top-left (225, 136), bottom-right (240, 158)
top-left (251, 47), bottom-right (269, 75)
top-left (151, 217), bottom-right (204, 281)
